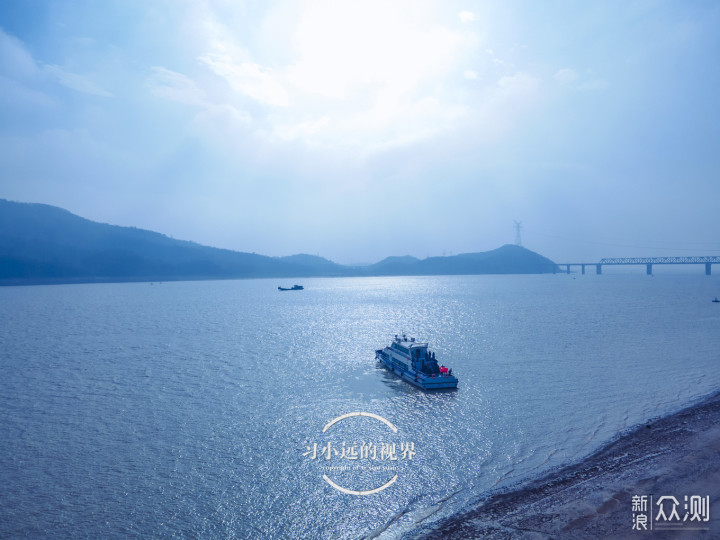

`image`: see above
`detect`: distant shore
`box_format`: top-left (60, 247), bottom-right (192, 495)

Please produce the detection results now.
top-left (0, 199), bottom-right (558, 285)
top-left (415, 391), bottom-right (720, 539)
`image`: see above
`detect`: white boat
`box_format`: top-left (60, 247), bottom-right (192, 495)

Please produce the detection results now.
top-left (375, 334), bottom-right (458, 390)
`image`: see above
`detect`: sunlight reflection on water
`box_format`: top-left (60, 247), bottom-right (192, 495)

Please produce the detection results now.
top-left (1, 274), bottom-right (719, 538)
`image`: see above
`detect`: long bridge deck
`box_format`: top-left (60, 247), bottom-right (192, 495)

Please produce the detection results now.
top-left (558, 256), bottom-right (720, 275)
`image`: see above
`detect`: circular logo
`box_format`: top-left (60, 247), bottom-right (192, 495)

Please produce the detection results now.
top-left (302, 412), bottom-right (416, 496)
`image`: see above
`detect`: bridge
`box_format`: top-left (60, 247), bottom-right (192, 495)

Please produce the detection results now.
top-left (558, 256), bottom-right (720, 275)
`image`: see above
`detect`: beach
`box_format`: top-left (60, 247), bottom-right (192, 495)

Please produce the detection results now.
top-left (417, 391), bottom-right (720, 539)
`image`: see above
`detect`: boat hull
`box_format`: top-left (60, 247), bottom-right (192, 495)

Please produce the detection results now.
top-left (376, 350), bottom-right (458, 390)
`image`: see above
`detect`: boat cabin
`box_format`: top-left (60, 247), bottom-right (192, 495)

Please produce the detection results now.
top-left (390, 335), bottom-right (441, 375)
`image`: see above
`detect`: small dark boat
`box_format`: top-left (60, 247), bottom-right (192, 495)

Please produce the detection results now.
top-left (713, 297), bottom-right (719, 303)
top-left (278, 284), bottom-right (304, 291)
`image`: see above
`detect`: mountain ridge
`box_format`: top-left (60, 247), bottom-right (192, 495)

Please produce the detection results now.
top-left (0, 199), bottom-right (558, 285)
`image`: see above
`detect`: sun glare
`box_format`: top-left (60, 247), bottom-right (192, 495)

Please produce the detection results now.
top-left (288, 1), bottom-right (461, 101)
top-left (192, 1), bottom-right (481, 148)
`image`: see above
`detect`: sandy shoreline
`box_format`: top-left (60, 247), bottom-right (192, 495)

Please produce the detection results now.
top-left (414, 391), bottom-right (720, 539)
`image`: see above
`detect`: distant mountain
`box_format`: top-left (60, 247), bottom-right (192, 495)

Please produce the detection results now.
top-left (0, 199), bottom-right (558, 285)
top-left (367, 255), bottom-right (421, 274)
top-left (365, 246), bottom-right (556, 275)
top-left (0, 199), bottom-right (341, 283)
top-left (277, 254), bottom-right (347, 275)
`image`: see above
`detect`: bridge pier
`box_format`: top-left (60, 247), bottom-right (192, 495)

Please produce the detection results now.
top-left (581, 264), bottom-right (586, 275)
top-left (707, 263), bottom-right (712, 276)
top-left (566, 264), bottom-right (571, 274)
top-left (596, 264), bottom-right (602, 275)
top-left (646, 263), bottom-right (652, 275)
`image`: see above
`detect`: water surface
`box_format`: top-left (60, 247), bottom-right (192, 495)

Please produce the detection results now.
top-left (1, 274), bottom-right (719, 538)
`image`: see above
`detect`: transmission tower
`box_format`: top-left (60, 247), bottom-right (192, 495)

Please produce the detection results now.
top-left (514, 221), bottom-right (523, 246)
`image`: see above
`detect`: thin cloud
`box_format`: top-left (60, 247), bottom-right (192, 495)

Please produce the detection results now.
top-left (497, 72), bottom-right (539, 95)
top-left (554, 68), bottom-right (579, 84)
top-left (44, 65), bottom-right (112, 97)
top-left (148, 67), bottom-right (208, 107)
top-left (0, 28), bottom-right (38, 79)
top-left (459, 11), bottom-right (475, 23)
top-left (201, 52), bottom-right (290, 107)
top-left (1, 28), bottom-right (112, 101)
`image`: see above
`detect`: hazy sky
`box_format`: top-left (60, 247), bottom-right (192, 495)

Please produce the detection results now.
top-left (1, 0), bottom-right (719, 264)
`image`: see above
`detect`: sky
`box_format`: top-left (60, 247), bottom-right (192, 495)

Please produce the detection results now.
top-left (1, 0), bottom-right (719, 265)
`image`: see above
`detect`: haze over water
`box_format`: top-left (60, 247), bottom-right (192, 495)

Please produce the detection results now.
top-left (1, 273), bottom-right (719, 538)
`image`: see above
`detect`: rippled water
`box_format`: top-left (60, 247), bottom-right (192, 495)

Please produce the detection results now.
top-left (1, 274), bottom-right (720, 538)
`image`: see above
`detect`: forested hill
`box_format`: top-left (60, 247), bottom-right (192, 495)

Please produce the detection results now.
top-left (0, 199), bottom-right (557, 285)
